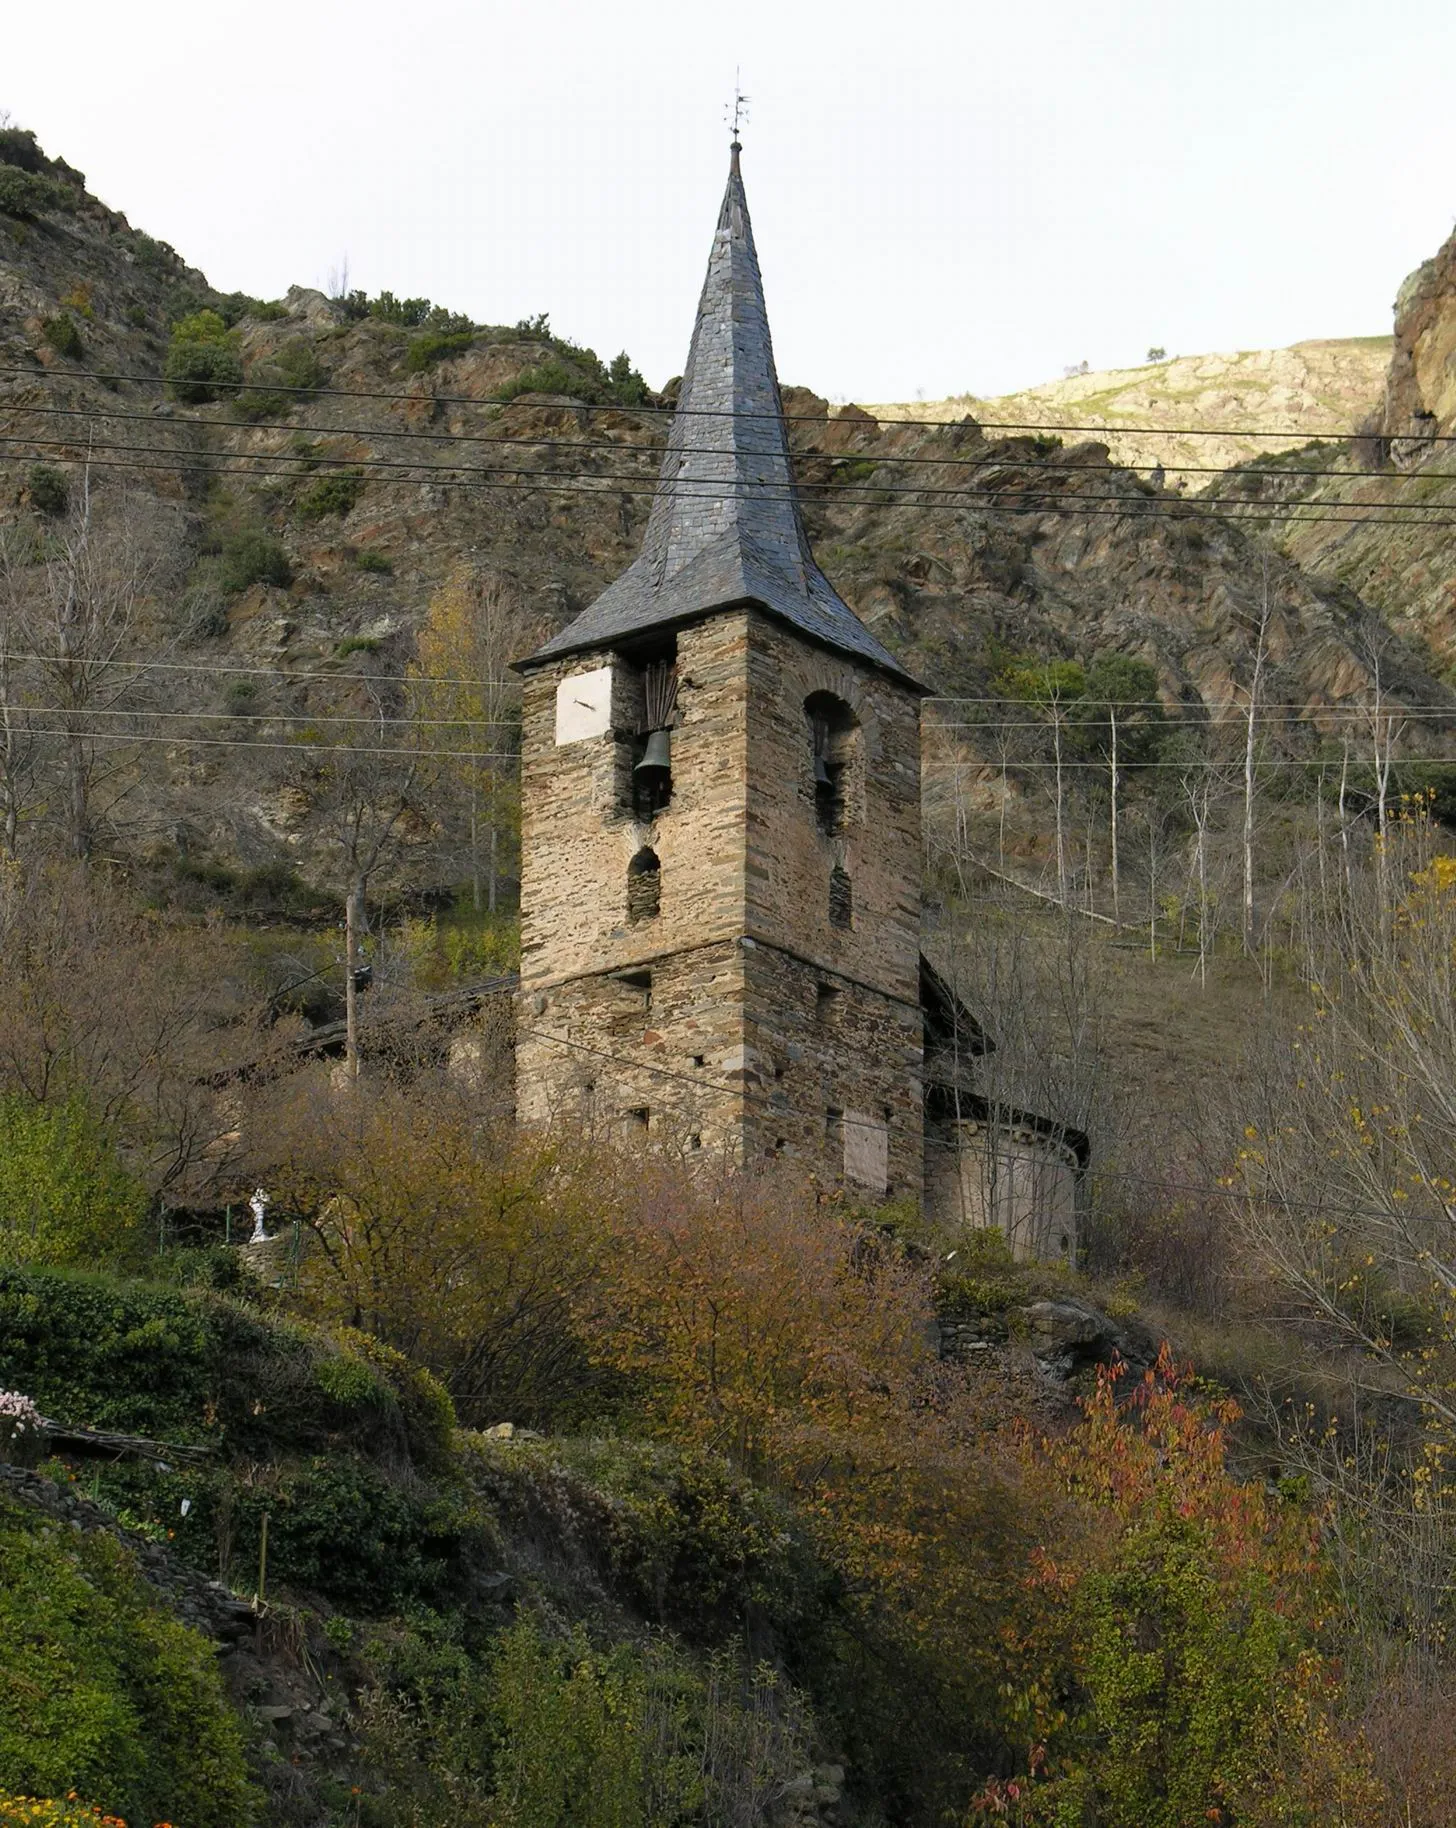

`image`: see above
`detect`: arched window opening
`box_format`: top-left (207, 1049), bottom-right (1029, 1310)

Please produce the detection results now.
top-left (627, 847), bottom-right (661, 922)
top-left (805, 691), bottom-right (857, 834)
top-left (631, 659), bottom-right (678, 820)
top-left (829, 865), bottom-right (853, 929)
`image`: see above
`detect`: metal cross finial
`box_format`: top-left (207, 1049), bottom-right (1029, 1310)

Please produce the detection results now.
top-left (726, 70), bottom-right (750, 144)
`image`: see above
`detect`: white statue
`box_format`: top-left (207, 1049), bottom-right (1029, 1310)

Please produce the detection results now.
top-left (248, 1188), bottom-right (271, 1244)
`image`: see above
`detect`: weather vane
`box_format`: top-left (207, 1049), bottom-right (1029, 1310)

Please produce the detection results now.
top-left (726, 70), bottom-right (750, 143)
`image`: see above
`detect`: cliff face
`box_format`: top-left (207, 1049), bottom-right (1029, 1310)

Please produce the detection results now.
top-left (1379, 227), bottom-right (1456, 457)
top-left (1215, 227), bottom-right (1456, 668)
top-left (0, 130), bottom-right (1447, 884)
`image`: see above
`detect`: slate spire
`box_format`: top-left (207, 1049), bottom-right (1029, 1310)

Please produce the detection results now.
top-left (524, 145), bottom-right (920, 688)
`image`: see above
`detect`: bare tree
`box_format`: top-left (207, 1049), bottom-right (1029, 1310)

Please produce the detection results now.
top-left (0, 527), bottom-right (46, 858)
top-left (0, 473), bottom-right (167, 858)
top-left (293, 678), bottom-right (434, 1080)
top-left (1240, 570), bottom-right (1271, 957)
top-left (410, 568), bottom-right (535, 915)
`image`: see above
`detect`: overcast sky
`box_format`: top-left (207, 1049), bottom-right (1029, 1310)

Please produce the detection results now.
top-left (7, 0), bottom-right (1456, 402)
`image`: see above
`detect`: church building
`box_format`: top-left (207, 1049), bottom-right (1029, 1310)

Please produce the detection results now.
top-left (512, 143), bottom-right (1082, 1240)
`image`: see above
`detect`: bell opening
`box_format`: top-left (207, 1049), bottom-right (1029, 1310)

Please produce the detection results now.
top-left (632, 728), bottom-right (673, 818)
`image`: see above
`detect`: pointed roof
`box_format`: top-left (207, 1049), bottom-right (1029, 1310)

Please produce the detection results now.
top-left (522, 146), bottom-right (922, 690)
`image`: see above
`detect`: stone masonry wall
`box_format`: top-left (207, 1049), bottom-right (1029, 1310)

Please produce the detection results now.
top-left (743, 616), bottom-right (922, 1008)
top-left (517, 938), bottom-right (747, 1149)
top-left (741, 939), bottom-right (924, 1197)
top-left (518, 613), bottom-right (753, 993)
top-left (517, 606), bottom-right (924, 1201)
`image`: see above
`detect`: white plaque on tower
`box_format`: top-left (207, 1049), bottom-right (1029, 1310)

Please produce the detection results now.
top-left (555, 666), bottom-right (613, 745)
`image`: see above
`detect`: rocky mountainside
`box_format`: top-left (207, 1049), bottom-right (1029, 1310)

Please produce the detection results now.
top-left (869, 338), bottom-right (1391, 479)
top-left (0, 128), bottom-right (1448, 886)
top-left (1210, 227), bottom-right (1456, 673)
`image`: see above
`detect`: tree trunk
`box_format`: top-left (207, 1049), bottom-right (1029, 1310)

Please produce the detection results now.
top-left (1242, 592), bottom-right (1268, 958)
top-left (1053, 713), bottom-right (1067, 905)
top-left (1109, 707), bottom-right (1120, 926)
top-left (66, 727), bottom-right (89, 860)
top-left (344, 879), bottom-right (364, 1082)
top-left (1146, 819), bottom-right (1158, 963)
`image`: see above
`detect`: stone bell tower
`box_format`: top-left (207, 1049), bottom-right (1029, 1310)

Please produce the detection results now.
top-left (514, 143), bottom-right (927, 1199)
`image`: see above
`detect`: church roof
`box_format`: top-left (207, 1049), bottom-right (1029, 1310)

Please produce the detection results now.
top-left (521, 146), bottom-right (923, 690)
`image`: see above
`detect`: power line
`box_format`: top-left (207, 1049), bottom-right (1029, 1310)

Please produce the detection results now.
top-left (1, 446), bottom-right (1450, 532)
top-left (0, 701), bottom-right (519, 731)
top-left (0, 359), bottom-right (1386, 440)
top-left (923, 758), bottom-right (1443, 770)
top-left (0, 649), bottom-right (520, 690)
top-left (9, 724), bottom-right (514, 760)
top-left (0, 648), bottom-right (1445, 719)
top-left (14, 426), bottom-right (1454, 520)
top-left (4, 398), bottom-right (1419, 484)
top-left (516, 1019), bottom-right (1439, 1227)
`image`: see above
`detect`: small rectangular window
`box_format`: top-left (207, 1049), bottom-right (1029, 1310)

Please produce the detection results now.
top-left (616, 968), bottom-right (652, 1009)
top-left (627, 1106), bottom-right (650, 1133)
top-left (815, 983), bottom-right (843, 1026)
top-left (829, 866), bottom-right (852, 930)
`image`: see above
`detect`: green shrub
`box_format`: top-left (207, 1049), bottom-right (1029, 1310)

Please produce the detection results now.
top-left (495, 357), bottom-right (603, 404)
top-left (273, 336), bottom-right (324, 391)
top-left (468, 1437), bottom-right (825, 1649)
top-left (0, 167), bottom-right (77, 220)
top-left (129, 232), bottom-right (177, 278)
top-left (25, 464), bottom-right (68, 516)
top-left (404, 327), bottom-right (476, 372)
top-left (41, 313), bottom-right (82, 359)
top-left (221, 678), bottom-right (258, 716)
top-left (0, 1267), bottom-right (448, 1464)
top-left (211, 290), bottom-right (274, 327)
top-left (0, 1097), bottom-right (145, 1271)
top-left (369, 290), bottom-right (432, 327)
top-left (122, 301), bottom-right (149, 329)
top-left (219, 528), bottom-right (292, 592)
top-left (0, 1496), bottom-right (256, 1827)
top-left (234, 338), bottom-right (326, 419)
top-left (164, 310), bottom-right (244, 403)
top-left (607, 350), bottom-right (650, 406)
top-left (0, 127), bottom-right (50, 174)
top-left (335, 633), bottom-right (379, 657)
top-left (485, 1617), bottom-right (811, 1828)
top-left (357, 1613), bottom-right (812, 1828)
top-left (229, 387), bottom-right (279, 422)
top-left (296, 469), bottom-right (362, 519)
top-left (355, 548), bottom-right (392, 573)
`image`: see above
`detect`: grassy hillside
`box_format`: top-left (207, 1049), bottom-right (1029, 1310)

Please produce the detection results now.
top-left (870, 337), bottom-right (1391, 481)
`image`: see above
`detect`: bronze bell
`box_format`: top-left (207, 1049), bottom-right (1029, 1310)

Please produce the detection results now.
top-left (813, 753), bottom-right (832, 787)
top-left (635, 729), bottom-right (672, 774)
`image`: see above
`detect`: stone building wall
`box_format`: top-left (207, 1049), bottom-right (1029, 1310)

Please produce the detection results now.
top-left (517, 938), bottom-right (747, 1146)
top-left (741, 940), bottom-right (924, 1196)
top-left (518, 613), bottom-right (753, 995)
top-left (517, 607), bottom-right (924, 1198)
top-left (742, 617), bottom-right (922, 1007)
top-left (926, 1117), bottom-right (1081, 1263)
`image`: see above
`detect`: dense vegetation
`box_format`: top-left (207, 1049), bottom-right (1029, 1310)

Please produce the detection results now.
top-left (4, 112), bottom-right (1456, 1828)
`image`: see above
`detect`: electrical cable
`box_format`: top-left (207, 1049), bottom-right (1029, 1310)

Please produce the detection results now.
top-left (0, 648), bottom-right (1441, 718)
top-left (513, 1017), bottom-right (1435, 1226)
top-left (0, 359), bottom-right (1401, 440)
top-left (3, 398), bottom-right (1423, 485)
top-left (0, 446), bottom-right (1449, 531)
top-left (12, 427), bottom-right (1452, 519)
